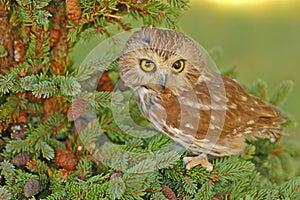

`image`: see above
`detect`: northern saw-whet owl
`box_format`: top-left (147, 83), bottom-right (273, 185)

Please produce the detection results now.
top-left (118, 27), bottom-right (285, 171)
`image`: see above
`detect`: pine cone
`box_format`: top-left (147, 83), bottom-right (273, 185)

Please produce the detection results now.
top-left (11, 151), bottom-right (33, 166)
top-left (66, 0), bottom-right (82, 23)
top-left (24, 178), bottom-right (39, 197)
top-left (55, 148), bottom-right (78, 170)
top-left (67, 98), bottom-right (88, 121)
top-left (161, 184), bottom-right (176, 200)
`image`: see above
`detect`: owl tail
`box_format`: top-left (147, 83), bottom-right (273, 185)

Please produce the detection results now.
top-left (244, 115), bottom-right (288, 143)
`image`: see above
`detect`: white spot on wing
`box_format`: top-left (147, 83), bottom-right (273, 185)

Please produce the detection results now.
top-left (181, 100), bottom-right (227, 111)
top-left (247, 120), bottom-right (255, 125)
top-left (229, 103), bottom-right (237, 109)
top-left (200, 138), bottom-right (209, 143)
top-left (241, 96), bottom-right (248, 101)
top-left (244, 127), bottom-right (253, 134)
top-left (269, 136), bottom-right (276, 143)
top-left (212, 95), bottom-right (221, 102)
top-left (201, 105), bottom-right (211, 111)
top-left (211, 115), bottom-right (216, 121)
top-left (185, 123), bottom-right (194, 129)
top-left (212, 105), bottom-right (227, 110)
top-left (166, 126), bottom-right (194, 142)
top-left (181, 100), bottom-right (200, 109)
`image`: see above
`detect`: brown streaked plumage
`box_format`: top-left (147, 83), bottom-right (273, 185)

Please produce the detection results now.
top-left (118, 27), bottom-right (286, 171)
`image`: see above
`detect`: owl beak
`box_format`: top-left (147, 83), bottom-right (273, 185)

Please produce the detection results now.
top-left (158, 73), bottom-right (168, 90)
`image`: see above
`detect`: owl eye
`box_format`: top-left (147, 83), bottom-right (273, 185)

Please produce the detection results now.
top-left (140, 59), bottom-right (156, 72)
top-left (172, 60), bottom-right (185, 73)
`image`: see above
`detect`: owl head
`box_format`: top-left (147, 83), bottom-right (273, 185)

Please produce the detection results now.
top-left (119, 27), bottom-right (207, 94)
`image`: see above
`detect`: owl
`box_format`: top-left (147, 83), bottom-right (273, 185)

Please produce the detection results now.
top-left (118, 27), bottom-right (285, 171)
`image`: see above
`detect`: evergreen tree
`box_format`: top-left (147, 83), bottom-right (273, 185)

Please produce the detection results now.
top-left (0, 0), bottom-right (299, 199)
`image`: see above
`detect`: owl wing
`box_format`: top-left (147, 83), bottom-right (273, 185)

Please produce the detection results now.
top-left (218, 74), bottom-right (285, 139)
top-left (159, 72), bottom-right (284, 155)
top-left (187, 72), bottom-right (285, 154)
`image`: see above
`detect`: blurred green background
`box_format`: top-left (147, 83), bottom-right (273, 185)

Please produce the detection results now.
top-left (72, 0), bottom-right (299, 134)
top-left (179, 0), bottom-right (300, 134)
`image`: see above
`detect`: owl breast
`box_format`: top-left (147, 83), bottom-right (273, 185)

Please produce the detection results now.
top-left (134, 86), bottom-right (222, 155)
top-left (134, 86), bottom-right (169, 133)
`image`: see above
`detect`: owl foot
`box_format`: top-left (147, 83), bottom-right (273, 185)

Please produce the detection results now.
top-left (183, 154), bottom-right (213, 171)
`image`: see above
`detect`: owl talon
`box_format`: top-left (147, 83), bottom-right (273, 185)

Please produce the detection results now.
top-left (183, 154), bottom-right (213, 171)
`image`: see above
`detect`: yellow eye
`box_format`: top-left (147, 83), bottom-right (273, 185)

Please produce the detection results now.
top-left (172, 60), bottom-right (185, 73)
top-left (140, 59), bottom-right (156, 72)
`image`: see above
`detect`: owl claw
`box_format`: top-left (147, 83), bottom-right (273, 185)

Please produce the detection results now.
top-left (183, 154), bottom-right (213, 171)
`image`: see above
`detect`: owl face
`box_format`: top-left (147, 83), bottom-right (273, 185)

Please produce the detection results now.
top-left (119, 27), bottom-right (206, 94)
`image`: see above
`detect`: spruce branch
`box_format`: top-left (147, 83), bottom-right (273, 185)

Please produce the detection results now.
top-left (0, 0), bottom-right (299, 199)
top-left (270, 80), bottom-right (294, 106)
